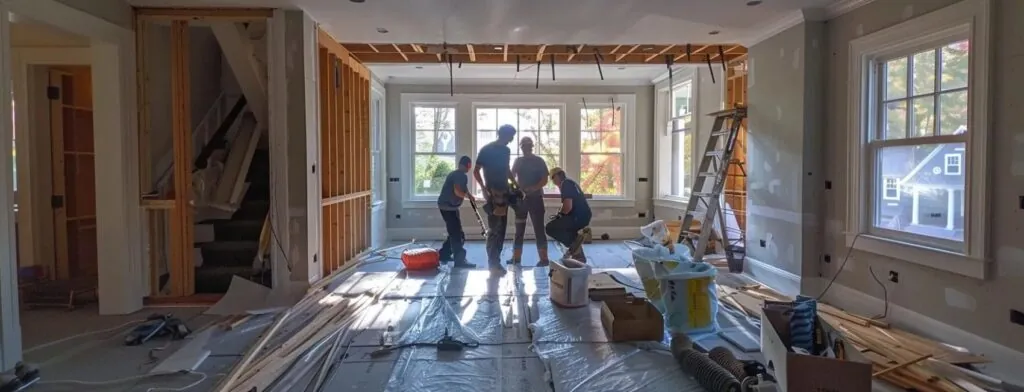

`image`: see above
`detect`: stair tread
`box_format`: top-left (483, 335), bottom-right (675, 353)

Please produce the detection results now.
top-left (197, 240), bottom-right (259, 250)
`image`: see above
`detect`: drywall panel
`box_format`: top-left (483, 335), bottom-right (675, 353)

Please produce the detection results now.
top-left (55, 0), bottom-right (132, 30)
top-left (384, 83), bottom-right (654, 238)
top-left (745, 23), bottom-right (811, 277)
top-left (822, 0), bottom-right (1024, 352)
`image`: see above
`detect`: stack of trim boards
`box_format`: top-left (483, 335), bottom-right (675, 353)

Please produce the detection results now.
top-left (716, 285), bottom-right (1000, 391)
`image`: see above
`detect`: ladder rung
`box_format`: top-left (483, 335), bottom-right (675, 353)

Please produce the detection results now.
top-left (693, 192), bottom-right (716, 198)
top-left (711, 129), bottom-right (730, 137)
top-left (705, 151), bottom-right (724, 157)
top-left (698, 172), bottom-right (718, 177)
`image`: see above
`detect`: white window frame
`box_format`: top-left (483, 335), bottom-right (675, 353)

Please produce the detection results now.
top-left (471, 104), bottom-right (565, 198)
top-left (399, 93), bottom-right (636, 209)
top-left (578, 101), bottom-right (629, 200)
top-left (943, 153), bottom-right (961, 175)
top-left (403, 101), bottom-right (459, 202)
top-left (881, 176), bottom-right (900, 201)
top-left (654, 67), bottom-right (700, 208)
top-left (370, 82), bottom-right (386, 206)
top-left (846, 0), bottom-right (991, 279)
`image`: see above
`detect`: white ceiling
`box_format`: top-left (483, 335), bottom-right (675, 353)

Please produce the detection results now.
top-left (369, 63), bottom-right (689, 84)
top-left (128, 0), bottom-right (842, 44)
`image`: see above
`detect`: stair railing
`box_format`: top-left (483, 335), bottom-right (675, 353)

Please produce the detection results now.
top-left (152, 91), bottom-right (234, 196)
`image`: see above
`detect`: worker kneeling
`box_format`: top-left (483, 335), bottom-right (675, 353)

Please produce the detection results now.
top-left (546, 167), bottom-right (592, 263)
top-left (436, 156), bottom-right (477, 268)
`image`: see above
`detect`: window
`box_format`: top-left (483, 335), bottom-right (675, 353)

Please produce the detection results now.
top-left (882, 176), bottom-right (900, 201)
top-left (846, 0), bottom-right (989, 278)
top-left (944, 154), bottom-right (961, 175)
top-left (370, 93), bottom-right (384, 203)
top-left (580, 104), bottom-right (623, 197)
top-left (412, 105), bottom-right (457, 196)
top-left (670, 80), bottom-right (693, 197)
top-left (474, 107), bottom-right (562, 195)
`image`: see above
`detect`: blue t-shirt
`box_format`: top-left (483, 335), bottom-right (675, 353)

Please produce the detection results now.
top-left (437, 170), bottom-right (469, 210)
top-left (475, 141), bottom-right (511, 191)
top-left (560, 178), bottom-right (591, 222)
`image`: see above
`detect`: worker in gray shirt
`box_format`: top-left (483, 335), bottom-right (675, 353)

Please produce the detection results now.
top-left (508, 137), bottom-right (550, 266)
top-left (475, 124), bottom-right (517, 275)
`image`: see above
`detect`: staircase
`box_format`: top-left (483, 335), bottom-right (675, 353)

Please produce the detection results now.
top-left (194, 148), bottom-right (270, 293)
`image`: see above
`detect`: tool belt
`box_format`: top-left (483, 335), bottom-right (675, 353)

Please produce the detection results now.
top-left (484, 186), bottom-right (524, 217)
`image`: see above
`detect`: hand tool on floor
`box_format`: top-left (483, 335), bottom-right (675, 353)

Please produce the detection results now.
top-left (124, 314), bottom-right (192, 346)
top-left (467, 197), bottom-right (487, 236)
top-left (677, 107), bottom-right (746, 264)
top-left (0, 363), bottom-right (40, 392)
top-left (368, 328), bottom-right (479, 358)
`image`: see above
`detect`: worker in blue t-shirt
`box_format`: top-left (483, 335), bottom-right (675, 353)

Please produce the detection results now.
top-left (545, 167), bottom-right (592, 263)
top-left (436, 156), bottom-right (477, 268)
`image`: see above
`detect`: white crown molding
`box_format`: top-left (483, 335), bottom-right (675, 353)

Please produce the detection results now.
top-left (825, 0), bottom-right (879, 19)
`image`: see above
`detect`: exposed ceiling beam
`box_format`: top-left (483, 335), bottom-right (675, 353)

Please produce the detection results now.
top-left (609, 45), bottom-right (622, 54)
top-left (411, 44), bottom-right (424, 53)
top-left (467, 44), bottom-right (476, 62)
top-left (566, 44), bottom-right (585, 62)
top-left (644, 44), bottom-right (676, 63)
top-left (708, 44), bottom-right (742, 61)
top-left (392, 43), bottom-right (408, 61)
top-left (535, 44), bottom-right (547, 62)
top-left (615, 45), bottom-right (640, 62)
top-left (674, 45), bottom-right (710, 62)
top-left (367, 43), bottom-right (379, 53)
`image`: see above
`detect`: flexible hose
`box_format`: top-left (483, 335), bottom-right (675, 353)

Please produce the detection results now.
top-left (708, 346), bottom-right (748, 380)
top-left (674, 348), bottom-right (742, 392)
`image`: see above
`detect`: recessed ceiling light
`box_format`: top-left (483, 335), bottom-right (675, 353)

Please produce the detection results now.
top-left (708, 30), bottom-right (720, 35)
top-left (493, 46), bottom-right (503, 50)
top-left (376, 27), bottom-right (389, 34)
top-left (643, 47), bottom-right (655, 51)
top-left (415, 66), bottom-right (423, 69)
top-left (746, 0), bottom-right (762, 5)
top-left (349, 0), bottom-right (365, 2)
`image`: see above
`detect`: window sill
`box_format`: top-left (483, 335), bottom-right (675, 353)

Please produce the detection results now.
top-left (845, 233), bottom-right (989, 280)
top-left (653, 197), bottom-right (689, 212)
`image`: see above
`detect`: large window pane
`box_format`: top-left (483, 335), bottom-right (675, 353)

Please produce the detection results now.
top-left (414, 107), bottom-right (454, 129)
top-left (415, 130), bottom-right (455, 153)
top-left (477, 108), bottom-right (497, 130)
top-left (536, 131), bottom-right (561, 155)
top-left (884, 100), bottom-right (908, 139)
top-left (940, 40), bottom-right (969, 91)
top-left (519, 108), bottom-right (539, 130)
top-left (539, 109), bottom-right (560, 130)
top-left (938, 90), bottom-right (968, 135)
top-left (414, 154), bottom-right (455, 196)
top-left (497, 108), bottom-right (518, 127)
top-left (874, 143), bottom-right (964, 242)
top-left (672, 81), bottom-right (692, 117)
top-left (475, 107), bottom-right (563, 195)
top-left (910, 97), bottom-right (935, 137)
top-left (911, 50), bottom-right (936, 95)
top-left (580, 154), bottom-right (622, 196)
top-left (885, 57), bottom-right (908, 100)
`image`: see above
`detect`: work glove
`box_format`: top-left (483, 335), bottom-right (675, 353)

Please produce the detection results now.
top-left (548, 212), bottom-right (567, 222)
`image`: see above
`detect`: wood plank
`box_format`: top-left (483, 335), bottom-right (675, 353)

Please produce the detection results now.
top-left (135, 18), bottom-right (151, 193)
top-left (169, 20), bottom-right (195, 296)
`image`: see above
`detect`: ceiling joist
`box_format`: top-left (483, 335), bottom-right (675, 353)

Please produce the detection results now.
top-left (343, 43), bottom-right (745, 65)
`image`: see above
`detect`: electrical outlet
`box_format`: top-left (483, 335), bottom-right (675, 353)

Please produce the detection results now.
top-left (1011, 309), bottom-right (1024, 326)
top-left (638, 212), bottom-right (647, 218)
top-left (1019, 196), bottom-right (1024, 210)
top-left (395, 214), bottom-right (401, 219)
top-left (888, 270), bottom-right (899, 283)
top-left (759, 239), bottom-right (767, 248)
top-left (824, 254), bottom-right (831, 263)
top-left (825, 181), bottom-right (832, 190)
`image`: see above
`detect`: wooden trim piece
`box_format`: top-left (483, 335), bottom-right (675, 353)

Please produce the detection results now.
top-left (168, 20), bottom-right (195, 297)
top-left (135, 7), bottom-right (273, 21)
top-left (48, 70), bottom-right (70, 280)
top-left (135, 18), bottom-right (151, 193)
top-left (320, 190), bottom-right (372, 208)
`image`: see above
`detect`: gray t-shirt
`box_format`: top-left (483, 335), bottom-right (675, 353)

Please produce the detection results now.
top-left (476, 141), bottom-right (511, 191)
top-left (437, 170), bottom-right (468, 210)
top-left (513, 155), bottom-right (549, 195)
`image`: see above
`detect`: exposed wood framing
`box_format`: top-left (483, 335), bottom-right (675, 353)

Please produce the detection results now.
top-left (710, 45), bottom-right (743, 61)
top-left (135, 16), bottom-right (151, 194)
top-left (168, 20), bottom-right (195, 296)
top-left (724, 56), bottom-right (748, 235)
top-left (318, 28), bottom-right (372, 278)
top-left (134, 7), bottom-right (273, 21)
top-left (343, 43), bottom-right (743, 64)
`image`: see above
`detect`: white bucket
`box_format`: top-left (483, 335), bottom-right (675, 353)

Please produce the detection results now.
top-left (549, 258), bottom-right (591, 308)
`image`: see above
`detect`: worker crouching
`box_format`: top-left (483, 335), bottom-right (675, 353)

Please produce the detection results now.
top-left (545, 167), bottom-right (592, 263)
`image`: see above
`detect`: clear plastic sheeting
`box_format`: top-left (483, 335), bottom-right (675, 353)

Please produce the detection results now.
top-left (533, 342), bottom-right (704, 392)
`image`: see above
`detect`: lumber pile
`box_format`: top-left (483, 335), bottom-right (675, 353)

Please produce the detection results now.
top-left (716, 284), bottom-right (997, 392)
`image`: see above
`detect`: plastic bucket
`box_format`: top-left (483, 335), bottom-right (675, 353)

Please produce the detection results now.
top-left (549, 258), bottom-right (592, 308)
top-left (659, 263), bottom-right (719, 335)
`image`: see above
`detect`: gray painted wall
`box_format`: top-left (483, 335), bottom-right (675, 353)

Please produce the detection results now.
top-left (384, 83), bottom-right (655, 238)
top-left (744, 22), bottom-right (826, 283)
top-left (823, 0), bottom-right (1024, 352)
top-left (144, 26), bottom-right (225, 187)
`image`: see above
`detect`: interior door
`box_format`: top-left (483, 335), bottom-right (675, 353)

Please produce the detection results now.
top-left (48, 67), bottom-right (97, 281)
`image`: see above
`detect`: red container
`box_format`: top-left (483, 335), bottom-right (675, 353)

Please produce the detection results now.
top-left (401, 248), bottom-right (440, 271)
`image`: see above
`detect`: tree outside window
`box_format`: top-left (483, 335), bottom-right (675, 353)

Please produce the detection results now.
top-left (412, 106), bottom-right (456, 196)
top-left (579, 105), bottom-right (623, 197)
top-left (475, 107), bottom-right (561, 195)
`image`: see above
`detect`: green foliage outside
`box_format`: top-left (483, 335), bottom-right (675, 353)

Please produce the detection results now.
top-left (579, 107), bottom-right (622, 196)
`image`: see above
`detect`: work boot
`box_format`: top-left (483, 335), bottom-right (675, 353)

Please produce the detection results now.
top-left (453, 260), bottom-right (477, 269)
top-left (505, 249), bottom-right (523, 265)
top-left (536, 248), bottom-right (550, 267)
top-left (489, 263), bottom-right (507, 276)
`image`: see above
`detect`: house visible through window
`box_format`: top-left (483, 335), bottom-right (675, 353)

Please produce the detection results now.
top-left (580, 105), bottom-right (623, 197)
top-left (669, 80), bottom-right (693, 197)
top-left (474, 107), bottom-right (562, 195)
top-left (944, 153), bottom-right (961, 175)
top-left (412, 105), bottom-right (457, 196)
top-left (871, 39), bottom-right (969, 245)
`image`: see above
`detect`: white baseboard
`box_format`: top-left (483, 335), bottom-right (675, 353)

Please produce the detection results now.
top-left (744, 257), bottom-right (801, 298)
top-left (809, 279), bottom-right (1024, 385)
top-left (387, 226), bottom-right (641, 242)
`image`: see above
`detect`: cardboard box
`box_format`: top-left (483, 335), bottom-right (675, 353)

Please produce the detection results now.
top-left (761, 309), bottom-right (872, 392)
top-left (600, 297), bottom-right (663, 341)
